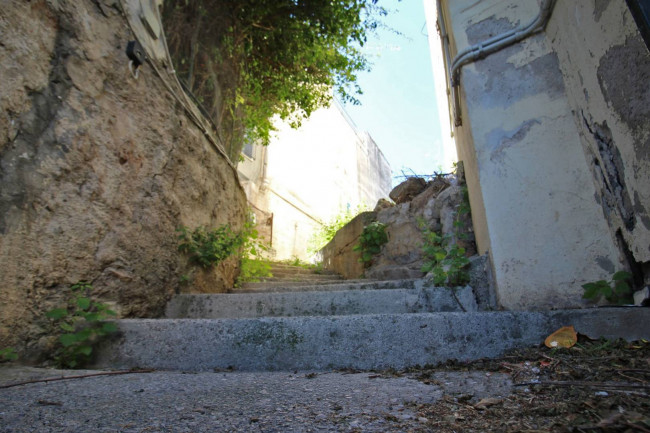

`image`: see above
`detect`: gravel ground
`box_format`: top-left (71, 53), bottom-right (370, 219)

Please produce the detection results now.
top-left (0, 367), bottom-right (511, 432)
top-left (2, 338), bottom-right (646, 432)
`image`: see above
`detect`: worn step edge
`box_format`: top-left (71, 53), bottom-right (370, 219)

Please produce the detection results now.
top-left (269, 267), bottom-right (339, 276)
top-left (257, 273), bottom-right (343, 281)
top-left (93, 308), bottom-right (650, 372)
top-left (165, 286), bottom-right (477, 319)
top-left (238, 279), bottom-right (347, 290)
top-left (235, 278), bottom-right (419, 293)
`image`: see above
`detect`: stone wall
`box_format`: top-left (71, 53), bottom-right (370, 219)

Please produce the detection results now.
top-left (320, 211), bottom-right (377, 279)
top-left (321, 175), bottom-right (478, 283)
top-left (0, 0), bottom-right (247, 360)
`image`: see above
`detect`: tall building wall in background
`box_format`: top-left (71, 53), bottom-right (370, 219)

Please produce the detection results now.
top-left (238, 99), bottom-right (392, 261)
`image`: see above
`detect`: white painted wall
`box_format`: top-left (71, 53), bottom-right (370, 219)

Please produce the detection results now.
top-left (432, 0), bottom-right (637, 309)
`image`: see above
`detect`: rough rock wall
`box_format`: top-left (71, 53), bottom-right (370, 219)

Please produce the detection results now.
top-left (0, 0), bottom-right (247, 359)
top-left (320, 211), bottom-right (377, 279)
top-left (321, 174), bottom-right (477, 281)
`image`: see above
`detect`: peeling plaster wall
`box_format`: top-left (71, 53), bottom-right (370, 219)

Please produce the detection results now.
top-left (441, 0), bottom-right (623, 310)
top-left (546, 1), bottom-right (650, 285)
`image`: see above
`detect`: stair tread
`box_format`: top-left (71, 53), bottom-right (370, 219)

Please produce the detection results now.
top-left (94, 308), bottom-right (650, 372)
top-left (165, 285), bottom-right (477, 318)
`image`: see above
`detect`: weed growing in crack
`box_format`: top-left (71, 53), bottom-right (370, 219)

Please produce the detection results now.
top-left (353, 221), bottom-right (388, 266)
top-left (0, 347), bottom-right (17, 362)
top-left (582, 271), bottom-right (633, 305)
top-left (420, 225), bottom-right (470, 286)
top-left (46, 282), bottom-right (117, 368)
top-left (177, 224), bottom-right (244, 268)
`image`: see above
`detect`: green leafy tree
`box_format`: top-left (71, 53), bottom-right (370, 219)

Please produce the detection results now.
top-left (162, 0), bottom-right (391, 160)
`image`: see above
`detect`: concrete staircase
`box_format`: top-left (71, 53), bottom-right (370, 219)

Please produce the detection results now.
top-left (94, 264), bottom-right (650, 372)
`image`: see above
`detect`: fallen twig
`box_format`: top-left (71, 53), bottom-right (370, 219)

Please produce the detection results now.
top-left (625, 422), bottom-right (650, 433)
top-left (0, 369), bottom-right (154, 389)
top-left (514, 380), bottom-right (650, 390)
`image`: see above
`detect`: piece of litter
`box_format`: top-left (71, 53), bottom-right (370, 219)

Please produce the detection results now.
top-left (544, 326), bottom-right (578, 349)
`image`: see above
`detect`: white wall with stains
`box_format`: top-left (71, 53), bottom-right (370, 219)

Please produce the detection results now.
top-left (436, 0), bottom-right (649, 309)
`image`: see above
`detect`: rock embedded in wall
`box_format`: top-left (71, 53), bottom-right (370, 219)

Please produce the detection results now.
top-left (388, 177), bottom-right (427, 204)
top-left (373, 198), bottom-right (394, 212)
top-left (0, 0), bottom-right (246, 360)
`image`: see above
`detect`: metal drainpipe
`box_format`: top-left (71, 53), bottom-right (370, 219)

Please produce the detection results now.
top-left (442, 0), bottom-right (556, 126)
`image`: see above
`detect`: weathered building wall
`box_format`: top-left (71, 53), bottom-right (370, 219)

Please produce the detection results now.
top-left (0, 0), bottom-right (247, 359)
top-left (356, 133), bottom-right (393, 209)
top-left (238, 100), bottom-right (392, 261)
top-left (546, 1), bottom-right (650, 284)
top-left (436, 0), bottom-right (634, 309)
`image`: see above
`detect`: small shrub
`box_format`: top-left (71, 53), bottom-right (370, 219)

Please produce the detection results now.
top-left (420, 223), bottom-right (470, 287)
top-left (177, 224), bottom-right (243, 268)
top-left (280, 256), bottom-right (323, 272)
top-left (0, 347), bottom-right (17, 362)
top-left (353, 222), bottom-right (388, 265)
top-left (46, 282), bottom-right (117, 368)
top-left (582, 271), bottom-right (633, 305)
top-left (235, 213), bottom-right (273, 286)
top-left (239, 258), bottom-right (273, 283)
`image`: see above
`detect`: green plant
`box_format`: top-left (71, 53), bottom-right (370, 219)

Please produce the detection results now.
top-left (177, 224), bottom-right (244, 268)
top-left (419, 223), bottom-right (470, 287)
top-left (0, 347), bottom-right (17, 362)
top-left (582, 271), bottom-right (633, 305)
top-left (308, 205), bottom-right (367, 254)
top-left (162, 1), bottom-right (393, 159)
top-left (419, 179), bottom-right (472, 287)
top-left (353, 221), bottom-right (388, 265)
top-left (236, 213), bottom-right (273, 286)
top-left (280, 256), bottom-right (323, 272)
top-left (454, 185), bottom-right (471, 240)
top-left (238, 258), bottom-right (273, 283)
top-left (45, 282), bottom-right (117, 368)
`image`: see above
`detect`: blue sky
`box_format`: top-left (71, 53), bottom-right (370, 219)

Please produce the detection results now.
top-left (343, 0), bottom-right (445, 185)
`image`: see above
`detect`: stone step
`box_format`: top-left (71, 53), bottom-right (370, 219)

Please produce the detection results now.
top-left (93, 308), bottom-right (650, 372)
top-left (234, 278), bottom-right (417, 293)
top-left (165, 285), bottom-right (477, 319)
top-left (269, 265), bottom-right (338, 276)
top-left (258, 272), bottom-right (343, 281)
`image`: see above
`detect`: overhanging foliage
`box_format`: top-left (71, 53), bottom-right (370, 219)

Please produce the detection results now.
top-left (162, 0), bottom-right (389, 161)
